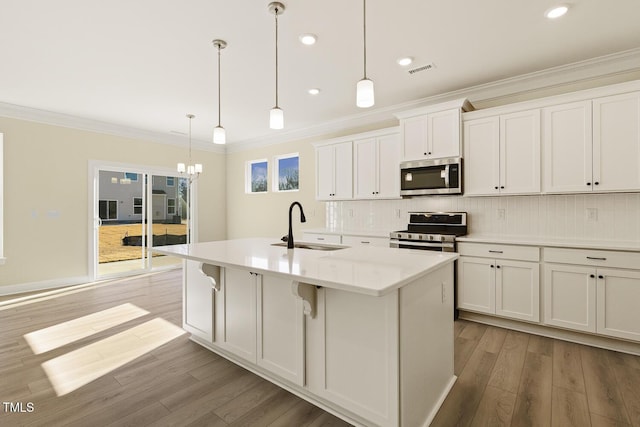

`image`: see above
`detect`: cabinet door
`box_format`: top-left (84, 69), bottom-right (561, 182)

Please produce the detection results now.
top-left (463, 117), bottom-right (500, 196)
top-left (353, 138), bottom-right (377, 199)
top-left (217, 267), bottom-right (257, 362)
top-left (333, 142), bottom-right (353, 199)
top-left (543, 101), bottom-right (593, 193)
top-left (316, 144), bottom-right (335, 200)
top-left (593, 91), bottom-right (640, 192)
top-left (376, 133), bottom-right (401, 198)
top-left (457, 256), bottom-right (496, 314)
top-left (401, 115), bottom-right (428, 161)
top-left (543, 263), bottom-right (596, 333)
top-left (596, 268), bottom-right (640, 342)
top-left (495, 259), bottom-right (540, 322)
top-left (428, 108), bottom-right (461, 158)
top-left (500, 109), bottom-right (541, 194)
top-left (183, 260), bottom-right (214, 342)
top-left (257, 275), bottom-right (305, 385)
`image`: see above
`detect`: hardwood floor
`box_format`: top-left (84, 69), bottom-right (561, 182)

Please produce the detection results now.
top-left (1, 270), bottom-right (639, 426)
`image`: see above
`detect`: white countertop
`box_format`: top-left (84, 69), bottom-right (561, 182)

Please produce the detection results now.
top-left (458, 235), bottom-right (640, 252)
top-left (152, 238), bottom-right (457, 297)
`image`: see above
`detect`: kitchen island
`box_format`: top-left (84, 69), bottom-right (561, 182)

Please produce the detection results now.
top-left (152, 238), bottom-right (458, 427)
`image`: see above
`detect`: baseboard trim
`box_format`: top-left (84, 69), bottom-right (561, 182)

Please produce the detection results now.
top-left (0, 275), bottom-right (92, 296)
top-left (459, 311), bottom-right (640, 356)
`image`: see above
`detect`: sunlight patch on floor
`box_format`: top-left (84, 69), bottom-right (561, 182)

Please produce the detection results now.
top-left (41, 318), bottom-right (186, 396)
top-left (24, 303), bottom-right (150, 354)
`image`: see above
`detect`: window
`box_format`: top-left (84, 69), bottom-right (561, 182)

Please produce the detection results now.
top-left (273, 153), bottom-right (299, 192)
top-left (99, 200), bottom-right (118, 220)
top-left (166, 176), bottom-right (175, 187)
top-left (167, 198), bottom-right (176, 215)
top-left (246, 159), bottom-right (268, 193)
top-left (124, 172), bottom-right (138, 182)
top-left (133, 197), bottom-right (143, 215)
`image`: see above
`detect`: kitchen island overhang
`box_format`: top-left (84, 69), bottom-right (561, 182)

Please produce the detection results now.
top-left (152, 238), bottom-right (458, 427)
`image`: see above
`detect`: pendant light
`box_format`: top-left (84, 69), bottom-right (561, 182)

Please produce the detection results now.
top-left (356, 0), bottom-right (374, 108)
top-left (269, 2), bottom-right (285, 129)
top-left (177, 114), bottom-right (203, 176)
top-left (212, 39), bottom-right (227, 144)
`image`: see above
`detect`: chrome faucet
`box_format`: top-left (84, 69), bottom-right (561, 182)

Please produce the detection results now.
top-left (287, 201), bottom-right (306, 249)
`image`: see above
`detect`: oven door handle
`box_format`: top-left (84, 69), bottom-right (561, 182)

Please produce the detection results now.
top-left (443, 164), bottom-right (450, 187)
top-left (390, 240), bottom-right (455, 249)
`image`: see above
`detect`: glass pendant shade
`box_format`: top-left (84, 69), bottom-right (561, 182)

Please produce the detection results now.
top-left (194, 164), bottom-right (203, 174)
top-left (213, 125), bottom-right (226, 144)
top-left (356, 78), bottom-right (375, 108)
top-left (177, 163), bottom-right (186, 173)
top-left (270, 107), bottom-right (284, 129)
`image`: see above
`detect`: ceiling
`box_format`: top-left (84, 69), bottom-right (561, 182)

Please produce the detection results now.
top-left (1, 0), bottom-right (640, 147)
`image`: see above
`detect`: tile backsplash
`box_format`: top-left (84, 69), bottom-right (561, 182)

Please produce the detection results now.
top-left (327, 193), bottom-right (640, 242)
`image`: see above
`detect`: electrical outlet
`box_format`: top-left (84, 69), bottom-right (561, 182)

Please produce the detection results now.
top-left (497, 209), bottom-right (506, 220)
top-left (586, 208), bottom-right (598, 221)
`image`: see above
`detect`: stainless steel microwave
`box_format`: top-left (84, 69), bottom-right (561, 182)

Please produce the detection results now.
top-left (400, 157), bottom-right (462, 196)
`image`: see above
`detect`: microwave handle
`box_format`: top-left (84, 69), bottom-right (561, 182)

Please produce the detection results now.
top-left (443, 164), bottom-right (450, 187)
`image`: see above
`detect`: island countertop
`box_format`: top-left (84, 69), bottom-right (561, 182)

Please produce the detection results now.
top-left (152, 237), bottom-right (458, 297)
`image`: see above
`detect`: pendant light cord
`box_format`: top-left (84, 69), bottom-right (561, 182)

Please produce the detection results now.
top-left (275, 7), bottom-right (279, 108)
top-left (188, 114), bottom-right (193, 168)
top-left (363, 0), bottom-right (367, 79)
top-left (217, 45), bottom-right (222, 126)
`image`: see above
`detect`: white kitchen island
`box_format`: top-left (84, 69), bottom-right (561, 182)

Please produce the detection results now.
top-left (152, 238), bottom-right (458, 427)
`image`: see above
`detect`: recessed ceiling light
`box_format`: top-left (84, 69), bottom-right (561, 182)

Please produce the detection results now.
top-left (299, 33), bottom-right (317, 45)
top-left (545, 5), bottom-right (569, 19)
top-left (397, 57), bottom-right (413, 67)
top-left (308, 88), bottom-right (320, 95)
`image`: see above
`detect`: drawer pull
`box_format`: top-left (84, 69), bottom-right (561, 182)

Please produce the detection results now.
top-left (317, 237), bottom-right (325, 241)
top-left (489, 250), bottom-right (504, 254)
top-left (586, 256), bottom-right (606, 261)
top-left (361, 241), bottom-right (370, 244)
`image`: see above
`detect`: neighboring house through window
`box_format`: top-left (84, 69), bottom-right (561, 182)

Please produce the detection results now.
top-left (166, 176), bottom-right (175, 187)
top-left (133, 197), bottom-right (143, 215)
top-left (167, 198), bottom-right (176, 215)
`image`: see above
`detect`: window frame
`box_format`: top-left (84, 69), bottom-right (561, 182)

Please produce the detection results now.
top-left (167, 198), bottom-right (176, 215)
top-left (133, 197), bottom-right (143, 215)
top-left (273, 153), bottom-right (300, 192)
top-left (246, 159), bottom-right (269, 194)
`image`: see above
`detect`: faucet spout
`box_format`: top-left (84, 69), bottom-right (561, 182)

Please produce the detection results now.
top-left (287, 202), bottom-right (306, 249)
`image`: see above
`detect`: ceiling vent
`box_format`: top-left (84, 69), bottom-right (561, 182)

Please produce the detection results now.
top-left (407, 63), bottom-right (436, 75)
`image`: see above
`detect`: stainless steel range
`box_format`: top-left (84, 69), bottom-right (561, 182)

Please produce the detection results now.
top-left (390, 212), bottom-right (467, 252)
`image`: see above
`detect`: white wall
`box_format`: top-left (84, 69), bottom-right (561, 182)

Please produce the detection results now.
top-left (330, 193), bottom-right (640, 243)
top-left (0, 117), bottom-right (226, 288)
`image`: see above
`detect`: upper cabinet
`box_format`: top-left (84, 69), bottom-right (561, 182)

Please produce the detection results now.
top-left (463, 109), bottom-right (541, 196)
top-left (353, 132), bottom-right (401, 199)
top-left (315, 141), bottom-right (353, 200)
top-left (314, 127), bottom-right (400, 201)
top-left (395, 99), bottom-right (473, 161)
top-left (543, 91), bottom-right (640, 193)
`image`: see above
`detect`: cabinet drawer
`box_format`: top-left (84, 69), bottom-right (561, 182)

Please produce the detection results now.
top-left (302, 233), bottom-right (342, 244)
top-left (342, 235), bottom-right (389, 247)
top-left (544, 247), bottom-right (640, 269)
top-left (457, 242), bottom-right (540, 262)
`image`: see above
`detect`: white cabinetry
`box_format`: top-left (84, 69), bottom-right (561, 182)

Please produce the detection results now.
top-left (341, 235), bottom-right (389, 247)
top-left (213, 267), bottom-right (305, 384)
top-left (543, 92), bottom-right (640, 193)
top-left (183, 260), bottom-right (215, 342)
top-left (353, 132), bottom-right (400, 199)
top-left (315, 141), bottom-right (352, 200)
top-left (463, 109), bottom-right (541, 196)
top-left (458, 243), bottom-right (540, 322)
top-left (543, 248), bottom-right (640, 342)
top-left (302, 232), bottom-right (341, 244)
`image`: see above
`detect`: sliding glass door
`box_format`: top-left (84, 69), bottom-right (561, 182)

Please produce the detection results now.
top-left (90, 163), bottom-right (191, 279)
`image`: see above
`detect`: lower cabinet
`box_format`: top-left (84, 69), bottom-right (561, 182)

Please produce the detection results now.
top-left (457, 243), bottom-right (540, 322)
top-left (302, 232), bottom-right (342, 244)
top-left (341, 234), bottom-right (389, 247)
top-left (182, 260), bottom-right (214, 342)
top-left (543, 248), bottom-right (640, 342)
top-left (213, 267), bottom-right (305, 385)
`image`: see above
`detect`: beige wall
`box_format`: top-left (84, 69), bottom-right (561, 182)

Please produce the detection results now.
top-left (0, 117), bottom-right (226, 288)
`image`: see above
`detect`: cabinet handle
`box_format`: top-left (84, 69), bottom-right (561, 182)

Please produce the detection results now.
top-left (586, 182), bottom-right (591, 186)
top-left (490, 265), bottom-right (495, 268)
top-left (586, 256), bottom-right (607, 261)
top-left (598, 275), bottom-right (604, 279)
top-left (594, 182), bottom-right (600, 186)
top-left (428, 152), bottom-right (432, 155)
top-left (590, 274), bottom-right (595, 278)
top-left (424, 152), bottom-right (428, 155)
top-left (496, 265), bottom-right (501, 269)
top-left (317, 237), bottom-right (325, 241)
top-left (489, 250), bottom-right (503, 254)
top-left (361, 241), bottom-right (370, 244)
top-left (500, 186), bottom-right (505, 189)
top-left (494, 186), bottom-right (499, 190)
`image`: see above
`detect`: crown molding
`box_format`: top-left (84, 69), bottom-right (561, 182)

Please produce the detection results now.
top-left (0, 102), bottom-right (226, 154)
top-left (229, 47), bottom-right (640, 152)
top-left (2, 48), bottom-right (639, 155)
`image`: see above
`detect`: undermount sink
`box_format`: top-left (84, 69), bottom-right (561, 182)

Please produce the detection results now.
top-left (271, 242), bottom-right (346, 251)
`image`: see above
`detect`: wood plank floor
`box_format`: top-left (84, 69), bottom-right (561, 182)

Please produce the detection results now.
top-left (1, 270), bottom-right (639, 426)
